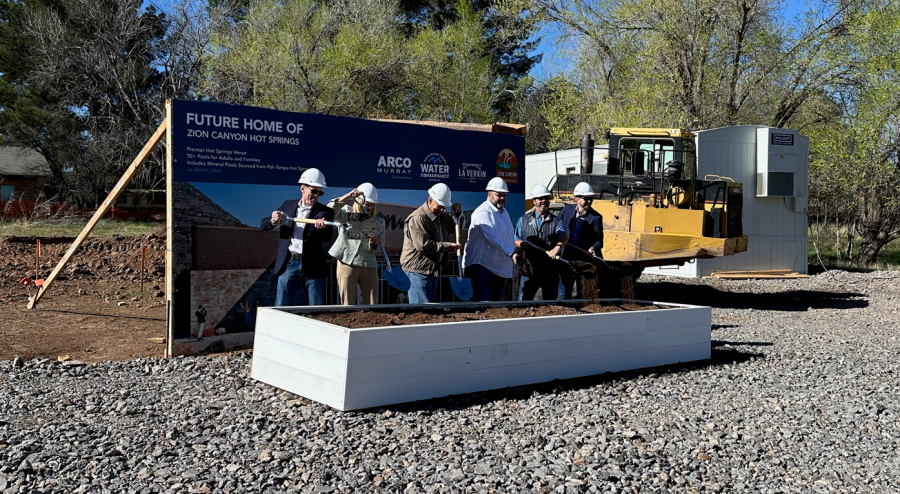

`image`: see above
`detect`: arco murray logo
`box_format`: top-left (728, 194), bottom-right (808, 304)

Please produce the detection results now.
top-left (420, 153), bottom-right (450, 181)
top-left (459, 163), bottom-right (487, 183)
top-left (377, 155), bottom-right (412, 179)
top-left (495, 149), bottom-right (519, 185)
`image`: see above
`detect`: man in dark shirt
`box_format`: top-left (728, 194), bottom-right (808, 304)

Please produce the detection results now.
top-left (260, 168), bottom-right (334, 306)
top-left (559, 181), bottom-right (604, 299)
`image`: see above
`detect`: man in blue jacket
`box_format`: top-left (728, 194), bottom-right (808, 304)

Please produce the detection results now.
top-left (559, 181), bottom-right (604, 299)
top-left (261, 168), bottom-right (335, 306)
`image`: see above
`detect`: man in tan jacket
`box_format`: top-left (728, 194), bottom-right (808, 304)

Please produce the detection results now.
top-left (401, 183), bottom-right (463, 303)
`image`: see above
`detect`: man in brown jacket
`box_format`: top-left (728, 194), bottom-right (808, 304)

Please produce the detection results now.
top-left (401, 183), bottom-right (463, 303)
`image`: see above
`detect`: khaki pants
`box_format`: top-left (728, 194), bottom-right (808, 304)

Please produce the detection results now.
top-left (336, 262), bottom-right (379, 305)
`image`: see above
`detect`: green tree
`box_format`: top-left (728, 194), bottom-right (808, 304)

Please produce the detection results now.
top-left (808, 0), bottom-right (900, 264)
top-left (510, 0), bottom-right (869, 136)
top-left (202, 0), bottom-right (410, 116)
top-left (406, 1), bottom-right (494, 122)
top-left (398, 0), bottom-right (542, 118)
top-left (203, 0), bottom-right (497, 122)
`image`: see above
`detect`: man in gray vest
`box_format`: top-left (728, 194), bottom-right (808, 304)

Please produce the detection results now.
top-left (514, 185), bottom-right (568, 300)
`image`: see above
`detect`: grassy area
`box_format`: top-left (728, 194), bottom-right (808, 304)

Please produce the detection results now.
top-left (808, 225), bottom-right (900, 272)
top-left (0, 219), bottom-right (163, 238)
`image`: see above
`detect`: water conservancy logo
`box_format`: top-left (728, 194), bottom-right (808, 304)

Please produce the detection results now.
top-left (420, 153), bottom-right (449, 181)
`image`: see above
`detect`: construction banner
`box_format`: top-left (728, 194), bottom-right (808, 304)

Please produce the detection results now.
top-left (165, 99), bottom-right (525, 356)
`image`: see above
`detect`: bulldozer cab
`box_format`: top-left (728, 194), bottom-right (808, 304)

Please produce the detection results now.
top-left (548, 128), bottom-right (707, 209)
top-left (606, 128), bottom-right (696, 179)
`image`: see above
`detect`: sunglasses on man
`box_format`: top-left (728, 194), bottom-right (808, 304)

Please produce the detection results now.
top-left (303, 186), bottom-right (325, 196)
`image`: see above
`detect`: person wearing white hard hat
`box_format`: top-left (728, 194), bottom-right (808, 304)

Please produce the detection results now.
top-left (462, 177), bottom-right (518, 301)
top-left (400, 183), bottom-right (464, 303)
top-left (327, 183), bottom-right (386, 305)
top-left (558, 181), bottom-right (604, 299)
top-left (261, 168), bottom-right (334, 306)
top-left (514, 184), bottom-right (569, 300)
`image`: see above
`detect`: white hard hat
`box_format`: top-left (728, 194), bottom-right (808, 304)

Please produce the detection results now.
top-left (530, 184), bottom-right (552, 199)
top-left (428, 183), bottom-right (452, 207)
top-left (486, 177), bottom-right (509, 193)
top-left (356, 183), bottom-right (378, 204)
top-left (298, 168), bottom-right (326, 188)
top-left (573, 182), bottom-right (596, 197)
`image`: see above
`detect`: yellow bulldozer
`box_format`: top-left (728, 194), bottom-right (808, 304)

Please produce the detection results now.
top-left (547, 127), bottom-right (749, 290)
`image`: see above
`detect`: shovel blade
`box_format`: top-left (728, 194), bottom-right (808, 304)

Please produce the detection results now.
top-left (450, 277), bottom-right (473, 301)
top-left (382, 267), bottom-right (411, 291)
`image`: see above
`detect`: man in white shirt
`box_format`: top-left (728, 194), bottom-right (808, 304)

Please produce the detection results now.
top-left (462, 177), bottom-right (518, 301)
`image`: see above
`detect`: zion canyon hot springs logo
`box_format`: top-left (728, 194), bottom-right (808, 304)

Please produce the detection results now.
top-left (495, 149), bottom-right (519, 185)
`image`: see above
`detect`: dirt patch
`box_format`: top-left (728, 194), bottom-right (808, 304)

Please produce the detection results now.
top-left (304, 301), bottom-right (660, 329)
top-left (1, 234), bottom-right (165, 288)
top-left (1, 235), bottom-right (167, 363)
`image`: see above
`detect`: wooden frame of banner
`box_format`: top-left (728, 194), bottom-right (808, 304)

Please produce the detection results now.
top-left (26, 118), bottom-right (168, 310)
top-left (165, 100), bottom-right (174, 358)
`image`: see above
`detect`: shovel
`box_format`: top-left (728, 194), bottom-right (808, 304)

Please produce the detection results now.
top-left (288, 216), bottom-right (381, 240)
top-left (450, 214), bottom-right (473, 301)
top-left (378, 244), bottom-right (410, 291)
top-left (562, 242), bottom-right (614, 269)
top-left (524, 235), bottom-right (596, 287)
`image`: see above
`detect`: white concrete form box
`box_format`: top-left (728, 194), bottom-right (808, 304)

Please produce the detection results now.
top-left (250, 300), bottom-right (712, 411)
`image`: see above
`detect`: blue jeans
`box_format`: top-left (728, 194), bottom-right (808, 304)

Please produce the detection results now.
top-left (406, 271), bottom-right (437, 304)
top-left (276, 257), bottom-right (325, 306)
top-left (465, 264), bottom-right (506, 302)
top-left (244, 312), bottom-right (252, 330)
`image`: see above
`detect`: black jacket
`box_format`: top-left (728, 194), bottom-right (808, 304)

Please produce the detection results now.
top-left (559, 203), bottom-right (603, 255)
top-left (260, 199), bottom-right (335, 278)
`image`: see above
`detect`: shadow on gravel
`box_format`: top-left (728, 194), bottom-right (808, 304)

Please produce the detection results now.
top-left (637, 282), bottom-right (867, 311)
top-left (711, 324), bottom-right (739, 330)
top-left (355, 347), bottom-right (763, 414)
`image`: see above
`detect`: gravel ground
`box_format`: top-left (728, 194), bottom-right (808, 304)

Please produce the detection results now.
top-left (2, 270), bottom-right (899, 493)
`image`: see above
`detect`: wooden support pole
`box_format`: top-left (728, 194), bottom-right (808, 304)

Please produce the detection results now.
top-left (27, 119), bottom-right (168, 309)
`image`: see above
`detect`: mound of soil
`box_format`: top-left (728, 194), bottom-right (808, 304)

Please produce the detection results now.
top-left (305, 301), bottom-right (660, 329)
top-left (1, 234), bottom-right (165, 288)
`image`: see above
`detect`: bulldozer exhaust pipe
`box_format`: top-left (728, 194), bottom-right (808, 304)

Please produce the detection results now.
top-left (581, 134), bottom-right (595, 175)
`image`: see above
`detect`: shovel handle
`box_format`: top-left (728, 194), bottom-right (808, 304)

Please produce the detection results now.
top-left (379, 244), bottom-right (392, 270)
top-left (454, 220), bottom-right (462, 258)
top-left (291, 218), bottom-right (348, 229)
top-left (566, 243), bottom-right (596, 258)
